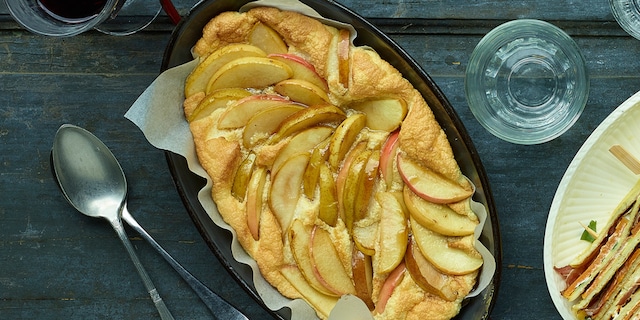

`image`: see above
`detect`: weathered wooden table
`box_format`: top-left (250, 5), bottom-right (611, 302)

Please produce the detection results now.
top-left (1, 0), bottom-right (639, 319)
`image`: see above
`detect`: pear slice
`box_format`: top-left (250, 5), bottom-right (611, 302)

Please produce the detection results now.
top-left (349, 98), bottom-right (408, 132)
top-left (188, 88), bottom-right (251, 122)
top-left (218, 94), bottom-right (291, 129)
top-left (269, 104), bottom-right (346, 144)
top-left (249, 22), bottom-right (288, 54)
top-left (374, 192), bottom-right (408, 274)
top-left (206, 56), bottom-right (292, 93)
top-left (328, 113), bottom-right (366, 169)
top-left (185, 44), bottom-right (266, 97)
top-left (231, 152), bottom-right (256, 201)
top-left (246, 167), bottom-right (267, 241)
top-left (243, 104), bottom-right (305, 148)
top-left (274, 78), bottom-right (331, 106)
top-left (271, 126), bottom-right (333, 175)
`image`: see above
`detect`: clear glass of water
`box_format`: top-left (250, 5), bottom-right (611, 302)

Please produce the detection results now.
top-left (5, 0), bottom-right (161, 37)
top-left (610, 0), bottom-right (640, 40)
top-left (465, 19), bottom-right (589, 145)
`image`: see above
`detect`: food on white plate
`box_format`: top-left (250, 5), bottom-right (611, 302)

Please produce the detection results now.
top-left (554, 179), bottom-right (640, 319)
top-left (183, 6), bottom-right (484, 320)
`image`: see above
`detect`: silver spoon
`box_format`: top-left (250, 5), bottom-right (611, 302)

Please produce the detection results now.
top-left (51, 124), bottom-right (248, 320)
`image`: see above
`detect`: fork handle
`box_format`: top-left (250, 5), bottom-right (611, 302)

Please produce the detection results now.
top-left (110, 217), bottom-right (175, 320)
top-left (122, 209), bottom-right (249, 320)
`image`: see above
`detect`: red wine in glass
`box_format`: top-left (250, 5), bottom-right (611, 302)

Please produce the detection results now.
top-left (38, 0), bottom-right (109, 23)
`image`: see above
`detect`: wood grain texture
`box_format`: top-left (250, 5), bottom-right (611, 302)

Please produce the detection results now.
top-left (1, 0), bottom-right (639, 319)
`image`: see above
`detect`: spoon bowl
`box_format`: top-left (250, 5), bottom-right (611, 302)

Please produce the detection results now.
top-left (51, 124), bottom-right (174, 320)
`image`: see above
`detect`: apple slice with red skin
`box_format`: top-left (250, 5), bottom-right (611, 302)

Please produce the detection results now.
top-left (378, 130), bottom-right (399, 190)
top-left (405, 236), bottom-right (458, 301)
top-left (246, 167), bottom-right (267, 241)
top-left (310, 226), bottom-right (357, 296)
top-left (397, 153), bottom-right (474, 204)
top-left (374, 262), bottom-right (406, 315)
top-left (268, 53), bottom-right (328, 91)
top-left (269, 153), bottom-right (310, 233)
top-left (288, 220), bottom-right (337, 297)
top-left (410, 215), bottom-right (483, 275)
top-left (403, 186), bottom-right (477, 237)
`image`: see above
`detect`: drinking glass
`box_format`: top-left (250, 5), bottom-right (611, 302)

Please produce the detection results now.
top-left (610, 0), bottom-right (640, 40)
top-left (5, 0), bottom-right (162, 37)
top-left (465, 19), bottom-right (589, 145)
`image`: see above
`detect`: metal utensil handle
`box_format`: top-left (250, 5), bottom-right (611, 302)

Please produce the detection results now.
top-left (110, 217), bottom-right (175, 320)
top-left (122, 209), bottom-right (249, 320)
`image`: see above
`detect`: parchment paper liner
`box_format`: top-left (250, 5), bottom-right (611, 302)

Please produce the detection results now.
top-left (125, 1), bottom-right (495, 318)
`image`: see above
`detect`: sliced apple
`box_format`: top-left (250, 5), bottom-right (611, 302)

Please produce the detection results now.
top-left (337, 28), bottom-right (350, 88)
top-left (271, 126), bottom-right (333, 175)
top-left (243, 104), bottom-right (305, 148)
top-left (269, 153), bottom-right (310, 233)
top-left (349, 98), bottom-right (408, 132)
top-left (188, 88), bottom-right (252, 122)
top-left (185, 44), bottom-right (266, 97)
top-left (274, 79), bottom-right (331, 106)
top-left (246, 167), bottom-right (267, 241)
top-left (206, 56), bottom-right (292, 93)
top-left (374, 262), bottom-right (406, 315)
top-left (405, 237), bottom-right (457, 301)
top-left (231, 152), bottom-right (256, 201)
top-left (289, 220), bottom-right (337, 296)
top-left (218, 94), bottom-right (291, 129)
top-left (328, 113), bottom-right (366, 169)
top-left (280, 265), bottom-right (339, 319)
top-left (269, 104), bottom-right (346, 144)
top-left (249, 22), bottom-right (288, 55)
top-left (352, 248), bottom-right (374, 310)
top-left (403, 186), bottom-right (477, 237)
top-left (268, 53), bottom-right (328, 91)
top-left (410, 215), bottom-right (483, 275)
top-left (374, 192), bottom-right (408, 274)
top-left (310, 226), bottom-right (357, 296)
top-left (317, 162), bottom-right (339, 227)
top-left (397, 153), bottom-right (474, 204)
top-left (379, 130), bottom-right (400, 190)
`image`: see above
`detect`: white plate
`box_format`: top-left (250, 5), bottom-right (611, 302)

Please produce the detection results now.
top-left (544, 91), bottom-right (640, 319)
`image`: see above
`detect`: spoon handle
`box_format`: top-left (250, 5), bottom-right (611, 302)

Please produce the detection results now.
top-left (110, 217), bottom-right (175, 320)
top-left (122, 209), bottom-right (249, 320)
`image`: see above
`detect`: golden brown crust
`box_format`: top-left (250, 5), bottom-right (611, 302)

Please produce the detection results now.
top-left (185, 6), bottom-right (478, 320)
